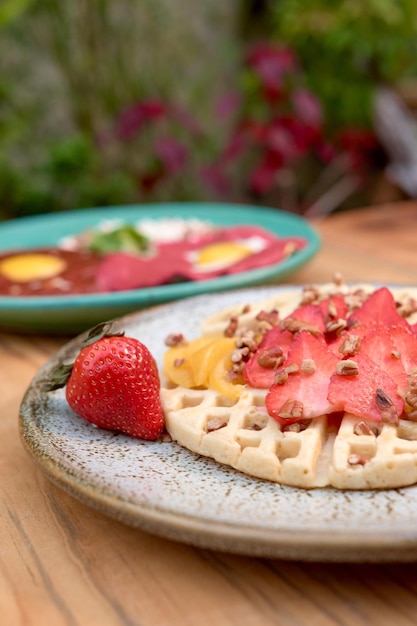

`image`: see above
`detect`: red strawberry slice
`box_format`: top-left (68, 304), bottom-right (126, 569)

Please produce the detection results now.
top-left (243, 326), bottom-right (293, 388)
top-left (388, 324), bottom-right (417, 374)
top-left (266, 331), bottom-right (343, 424)
top-left (348, 287), bottom-right (410, 330)
top-left (319, 294), bottom-right (348, 322)
top-left (284, 303), bottom-right (326, 334)
top-left (359, 327), bottom-right (408, 392)
top-left (328, 353), bottom-right (403, 423)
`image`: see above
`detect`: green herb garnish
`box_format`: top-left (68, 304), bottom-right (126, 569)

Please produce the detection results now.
top-left (88, 224), bottom-right (150, 254)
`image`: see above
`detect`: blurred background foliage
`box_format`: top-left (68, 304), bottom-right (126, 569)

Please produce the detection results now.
top-left (1, 0), bottom-right (417, 221)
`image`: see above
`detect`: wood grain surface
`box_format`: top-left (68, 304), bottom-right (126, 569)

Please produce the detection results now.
top-left (3, 201), bottom-right (417, 626)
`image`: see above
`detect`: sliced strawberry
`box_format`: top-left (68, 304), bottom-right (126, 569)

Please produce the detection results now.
top-left (265, 331), bottom-right (343, 424)
top-left (284, 303), bottom-right (326, 334)
top-left (319, 294), bottom-right (348, 322)
top-left (347, 287), bottom-right (410, 330)
top-left (328, 353), bottom-right (403, 422)
top-left (243, 326), bottom-right (293, 388)
top-left (388, 324), bottom-right (417, 374)
top-left (359, 327), bottom-right (408, 392)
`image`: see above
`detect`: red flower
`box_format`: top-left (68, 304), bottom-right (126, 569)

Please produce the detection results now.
top-left (264, 116), bottom-right (322, 162)
top-left (154, 136), bottom-right (188, 174)
top-left (249, 151), bottom-right (284, 195)
top-left (338, 128), bottom-right (379, 171)
top-left (246, 43), bottom-right (298, 102)
top-left (116, 100), bottom-right (166, 140)
top-left (292, 89), bottom-right (322, 127)
top-left (200, 164), bottom-right (231, 196)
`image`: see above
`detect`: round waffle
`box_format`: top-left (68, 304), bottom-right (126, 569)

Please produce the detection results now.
top-left (161, 281), bottom-right (417, 489)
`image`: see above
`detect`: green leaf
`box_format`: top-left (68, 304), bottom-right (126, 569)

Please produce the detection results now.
top-left (43, 362), bottom-right (74, 392)
top-left (88, 224), bottom-right (150, 254)
top-left (80, 322), bottom-right (125, 349)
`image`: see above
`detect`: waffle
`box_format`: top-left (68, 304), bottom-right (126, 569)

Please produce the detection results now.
top-left (161, 282), bottom-right (417, 490)
top-left (161, 385), bottom-right (417, 489)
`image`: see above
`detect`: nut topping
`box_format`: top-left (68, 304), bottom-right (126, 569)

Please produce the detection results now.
top-left (353, 421), bottom-right (376, 436)
top-left (255, 309), bottom-right (279, 327)
top-left (336, 359), bottom-right (359, 376)
top-left (280, 317), bottom-right (320, 335)
top-left (206, 417), bottom-right (228, 432)
top-left (338, 334), bottom-right (361, 356)
top-left (257, 346), bottom-right (284, 369)
top-left (278, 399), bottom-right (304, 419)
top-left (224, 315), bottom-right (238, 337)
top-left (375, 388), bottom-right (399, 423)
top-left (375, 388), bottom-right (394, 410)
top-left (165, 333), bottom-right (187, 347)
top-left (301, 358), bottom-right (316, 374)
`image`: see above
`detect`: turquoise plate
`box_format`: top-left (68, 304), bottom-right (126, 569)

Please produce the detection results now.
top-left (0, 202), bottom-right (320, 334)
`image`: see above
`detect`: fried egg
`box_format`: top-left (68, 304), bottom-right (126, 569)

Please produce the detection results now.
top-left (186, 237), bottom-right (267, 273)
top-left (0, 253), bottom-right (67, 283)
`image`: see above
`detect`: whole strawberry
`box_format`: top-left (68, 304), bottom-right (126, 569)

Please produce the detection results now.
top-left (46, 323), bottom-right (164, 440)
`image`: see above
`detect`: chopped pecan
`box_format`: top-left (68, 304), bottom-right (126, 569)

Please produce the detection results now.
top-left (326, 318), bottom-right (347, 335)
top-left (301, 358), bottom-right (316, 374)
top-left (405, 409), bottom-right (417, 422)
top-left (376, 388), bottom-right (398, 423)
top-left (301, 285), bottom-right (320, 305)
top-left (327, 300), bottom-right (338, 319)
top-left (338, 334), bottom-right (361, 356)
top-left (397, 297), bottom-right (417, 319)
top-left (256, 309), bottom-right (279, 327)
top-left (282, 419), bottom-right (310, 432)
top-left (274, 368), bottom-right (288, 385)
top-left (353, 421), bottom-right (376, 436)
top-left (224, 315), bottom-right (238, 337)
top-left (280, 317), bottom-right (320, 336)
top-left (164, 333), bottom-right (187, 347)
top-left (278, 399), bottom-right (303, 419)
top-left (257, 346), bottom-right (284, 369)
top-left (405, 391), bottom-right (417, 409)
top-left (206, 417), bottom-right (228, 432)
top-left (375, 388), bottom-right (394, 410)
top-left (336, 359), bottom-right (359, 376)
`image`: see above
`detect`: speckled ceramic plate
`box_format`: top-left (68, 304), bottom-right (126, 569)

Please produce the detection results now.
top-left (19, 286), bottom-right (417, 562)
top-left (0, 202), bottom-right (319, 334)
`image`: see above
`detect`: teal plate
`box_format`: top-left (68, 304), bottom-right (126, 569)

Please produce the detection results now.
top-left (0, 202), bottom-right (320, 335)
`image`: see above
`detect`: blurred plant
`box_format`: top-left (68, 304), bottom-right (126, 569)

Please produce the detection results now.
top-left (269, 0), bottom-right (417, 130)
top-left (0, 0), bottom-right (239, 220)
top-left (0, 0), bottom-right (405, 221)
top-left (202, 42), bottom-right (381, 215)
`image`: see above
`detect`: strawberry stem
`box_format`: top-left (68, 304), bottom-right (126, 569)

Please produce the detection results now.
top-left (43, 362), bottom-right (74, 391)
top-left (44, 321), bottom-right (125, 392)
top-left (80, 321), bottom-right (125, 348)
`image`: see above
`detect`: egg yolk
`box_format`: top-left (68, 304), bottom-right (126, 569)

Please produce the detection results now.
top-left (0, 253), bottom-right (67, 282)
top-left (196, 242), bottom-right (252, 267)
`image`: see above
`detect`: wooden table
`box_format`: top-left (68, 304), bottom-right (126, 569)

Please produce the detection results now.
top-left (3, 201), bottom-right (417, 626)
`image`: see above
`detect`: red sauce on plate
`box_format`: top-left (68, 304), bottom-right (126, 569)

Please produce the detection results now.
top-left (0, 248), bottom-right (103, 296)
